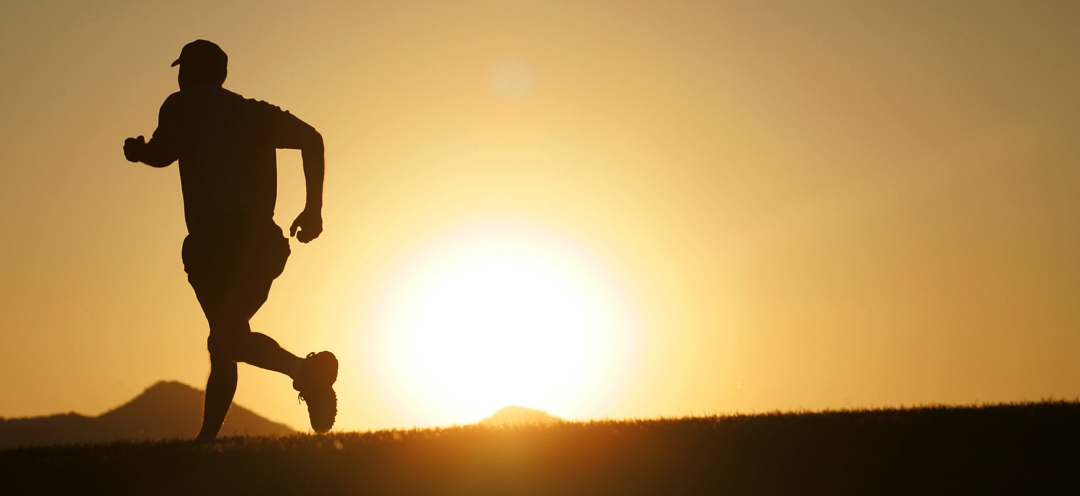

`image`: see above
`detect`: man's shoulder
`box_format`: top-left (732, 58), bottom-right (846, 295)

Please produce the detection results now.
top-left (160, 86), bottom-right (222, 109)
top-left (241, 95), bottom-right (292, 117)
top-left (156, 90), bottom-right (192, 122)
top-left (160, 89), bottom-right (186, 108)
top-left (162, 87), bottom-right (299, 127)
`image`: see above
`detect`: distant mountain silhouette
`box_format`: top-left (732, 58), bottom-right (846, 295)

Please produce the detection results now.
top-left (0, 381), bottom-right (294, 449)
top-left (479, 406), bottom-right (562, 426)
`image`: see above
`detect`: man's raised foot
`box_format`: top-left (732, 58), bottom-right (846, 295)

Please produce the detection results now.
top-left (294, 351), bottom-right (338, 433)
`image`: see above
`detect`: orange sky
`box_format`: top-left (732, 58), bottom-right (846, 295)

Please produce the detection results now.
top-left (1, 1), bottom-right (1078, 431)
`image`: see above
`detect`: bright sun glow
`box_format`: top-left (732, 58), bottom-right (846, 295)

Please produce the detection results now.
top-left (407, 256), bottom-right (594, 415)
top-left (367, 227), bottom-right (634, 425)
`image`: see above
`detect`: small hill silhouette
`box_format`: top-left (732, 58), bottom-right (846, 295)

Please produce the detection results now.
top-left (0, 381), bottom-right (294, 448)
top-left (479, 406), bottom-right (562, 426)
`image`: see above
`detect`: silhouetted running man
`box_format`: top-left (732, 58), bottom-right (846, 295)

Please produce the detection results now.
top-left (123, 40), bottom-right (337, 438)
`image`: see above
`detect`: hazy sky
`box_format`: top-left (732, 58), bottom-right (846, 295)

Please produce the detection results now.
top-left (1, 0), bottom-right (1077, 431)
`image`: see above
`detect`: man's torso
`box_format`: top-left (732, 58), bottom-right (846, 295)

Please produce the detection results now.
top-left (153, 85), bottom-right (305, 233)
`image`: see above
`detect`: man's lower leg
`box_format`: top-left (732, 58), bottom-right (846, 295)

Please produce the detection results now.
top-left (197, 358), bottom-right (237, 440)
top-left (240, 331), bottom-right (302, 377)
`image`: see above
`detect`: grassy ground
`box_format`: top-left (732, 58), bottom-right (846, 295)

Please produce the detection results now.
top-left (3, 401), bottom-right (1077, 495)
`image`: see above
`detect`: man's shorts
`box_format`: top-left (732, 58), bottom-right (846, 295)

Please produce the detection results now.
top-left (182, 214), bottom-right (290, 323)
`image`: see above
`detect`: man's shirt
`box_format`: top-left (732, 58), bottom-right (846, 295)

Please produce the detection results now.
top-left (144, 84), bottom-right (315, 233)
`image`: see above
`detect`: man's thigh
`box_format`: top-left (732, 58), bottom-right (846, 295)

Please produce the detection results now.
top-left (188, 269), bottom-right (275, 323)
top-left (183, 219), bottom-right (291, 322)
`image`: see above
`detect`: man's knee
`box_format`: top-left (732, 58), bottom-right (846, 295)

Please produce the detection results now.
top-left (207, 328), bottom-right (246, 362)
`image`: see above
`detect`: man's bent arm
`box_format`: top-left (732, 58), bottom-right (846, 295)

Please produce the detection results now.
top-left (125, 95), bottom-right (183, 167)
top-left (270, 103), bottom-right (325, 242)
top-left (289, 127), bottom-right (324, 243)
top-left (124, 134), bottom-right (177, 167)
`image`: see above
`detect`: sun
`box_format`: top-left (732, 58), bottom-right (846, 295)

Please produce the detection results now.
top-left (367, 228), bottom-right (633, 425)
top-left (405, 256), bottom-right (594, 415)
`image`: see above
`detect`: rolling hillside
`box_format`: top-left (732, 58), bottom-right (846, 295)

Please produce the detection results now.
top-left (0, 381), bottom-right (294, 448)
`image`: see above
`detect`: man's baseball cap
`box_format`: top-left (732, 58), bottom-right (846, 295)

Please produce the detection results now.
top-left (171, 39), bottom-right (228, 69)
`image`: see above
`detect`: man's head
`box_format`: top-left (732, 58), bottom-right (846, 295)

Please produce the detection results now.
top-left (173, 40), bottom-right (227, 89)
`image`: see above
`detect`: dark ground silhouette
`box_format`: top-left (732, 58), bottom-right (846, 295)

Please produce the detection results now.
top-left (3, 401), bottom-right (1077, 495)
top-left (0, 382), bottom-right (293, 449)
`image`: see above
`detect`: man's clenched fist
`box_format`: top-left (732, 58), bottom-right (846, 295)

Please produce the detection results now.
top-left (290, 208), bottom-right (323, 243)
top-left (124, 135), bottom-right (146, 163)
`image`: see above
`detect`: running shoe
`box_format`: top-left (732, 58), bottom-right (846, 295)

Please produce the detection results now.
top-left (294, 351), bottom-right (338, 433)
